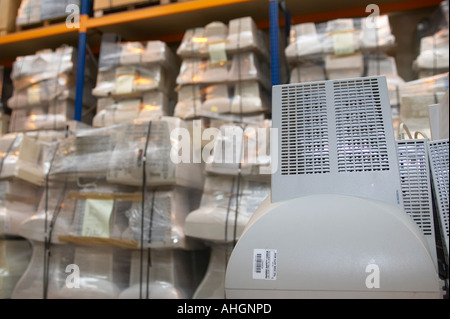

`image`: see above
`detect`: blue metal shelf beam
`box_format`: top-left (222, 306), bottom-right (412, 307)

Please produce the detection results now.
top-left (74, 0), bottom-right (90, 122)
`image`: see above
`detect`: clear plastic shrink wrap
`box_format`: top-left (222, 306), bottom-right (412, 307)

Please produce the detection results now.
top-left (192, 243), bottom-right (232, 299)
top-left (93, 64), bottom-right (168, 97)
top-left (399, 73), bottom-right (449, 139)
top-left (11, 182), bottom-right (127, 299)
top-left (285, 22), bottom-right (324, 63)
top-left (174, 17), bottom-right (270, 121)
top-left (16, 0), bottom-right (80, 25)
top-left (11, 242), bottom-right (130, 299)
top-left (324, 53), bottom-right (364, 80)
top-left (289, 62), bottom-right (326, 84)
top-left (0, 127), bottom-right (80, 231)
top-left (359, 15), bottom-right (396, 50)
top-left (174, 54), bottom-right (270, 118)
top-left (10, 182), bottom-right (71, 299)
top-left (287, 16), bottom-right (396, 84)
top-left (12, 241), bottom-right (202, 299)
top-left (92, 40), bottom-right (175, 98)
top-left (0, 179), bottom-right (42, 236)
top-left (105, 118), bottom-right (204, 189)
top-left (92, 39), bottom-right (176, 129)
top-left (48, 118), bottom-right (204, 189)
top-left (366, 56), bottom-right (406, 108)
top-left (11, 47), bottom-right (77, 90)
top-left (93, 91), bottom-right (169, 127)
top-left (184, 175), bottom-right (270, 243)
top-left (48, 125), bottom-right (116, 182)
top-left (177, 22), bottom-right (228, 58)
top-left (8, 99), bottom-right (93, 132)
top-left (0, 133), bottom-right (48, 186)
top-left (227, 51), bottom-right (271, 90)
top-left (204, 122), bottom-right (271, 176)
top-left (8, 46), bottom-right (96, 131)
top-left (16, 0), bottom-right (42, 26)
top-left (176, 53), bottom-right (270, 88)
top-left (0, 238), bottom-right (32, 299)
top-left (321, 19), bottom-right (361, 55)
top-left (174, 85), bottom-right (203, 120)
top-left (121, 187), bottom-right (202, 249)
top-left (7, 75), bottom-right (95, 110)
top-left (414, 28), bottom-right (449, 71)
top-left (226, 17), bottom-right (269, 57)
top-left (118, 249), bottom-right (198, 299)
top-left (12, 183), bottom-right (203, 299)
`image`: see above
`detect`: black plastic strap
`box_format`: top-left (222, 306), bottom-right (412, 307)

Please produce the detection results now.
top-left (224, 177), bottom-right (236, 243)
top-left (0, 135), bottom-right (18, 176)
top-left (42, 140), bottom-right (65, 299)
top-left (145, 189), bottom-right (156, 299)
top-left (139, 121), bottom-right (152, 300)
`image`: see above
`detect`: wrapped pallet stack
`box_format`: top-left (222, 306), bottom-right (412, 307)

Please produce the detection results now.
top-left (11, 120), bottom-right (205, 299)
top-left (10, 34), bottom-right (208, 299)
top-left (285, 15), bottom-right (405, 125)
top-left (16, 0), bottom-right (80, 28)
top-left (91, 34), bottom-right (177, 127)
top-left (0, 48), bottom-right (96, 300)
top-left (413, 1), bottom-right (449, 79)
top-left (398, 72), bottom-right (449, 140)
top-left (173, 16), bottom-right (273, 299)
top-left (174, 17), bottom-right (270, 122)
top-left (7, 46), bottom-right (96, 132)
top-left (0, 132), bottom-right (48, 298)
top-left (397, 1), bottom-right (449, 140)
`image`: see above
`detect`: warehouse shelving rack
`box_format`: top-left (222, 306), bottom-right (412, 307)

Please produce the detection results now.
top-left (0, 0), bottom-right (444, 121)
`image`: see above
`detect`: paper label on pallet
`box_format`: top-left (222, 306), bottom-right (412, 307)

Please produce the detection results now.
top-left (332, 32), bottom-right (355, 55)
top-left (19, 136), bottom-right (42, 164)
top-left (208, 42), bottom-right (228, 65)
top-left (115, 74), bottom-right (135, 95)
top-left (252, 249), bottom-right (277, 280)
top-left (27, 85), bottom-right (41, 105)
top-left (81, 199), bottom-right (114, 238)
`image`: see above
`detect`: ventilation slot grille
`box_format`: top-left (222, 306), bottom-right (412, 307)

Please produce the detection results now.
top-left (280, 83), bottom-right (330, 175)
top-left (397, 140), bottom-right (433, 236)
top-left (334, 78), bottom-right (390, 173)
top-left (428, 140), bottom-right (449, 242)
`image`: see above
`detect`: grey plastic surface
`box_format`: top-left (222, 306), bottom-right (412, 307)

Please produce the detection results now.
top-left (225, 194), bottom-right (442, 299)
top-left (428, 139), bottom-right (449, 263)
top-left (271, 77), bottom-right (402, 207)
top-left (396, 139), bottom-right (437, 268)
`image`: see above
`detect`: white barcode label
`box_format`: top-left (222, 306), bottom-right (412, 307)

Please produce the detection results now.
top-left (252, 249), bottom-right (277, 280)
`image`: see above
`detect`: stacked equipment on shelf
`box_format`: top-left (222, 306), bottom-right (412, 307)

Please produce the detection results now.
top-left (7, 46), bottom-right (96, 132)
top-left (11, 34), bottom-right (207, 298)
top-left (413, 1), bottom-right (449, 79)
top-left (0, 133), bottom-right (48, 298)
top-left (285, 15), bottom-right (404, 125)
top-left (174, 17), bottom-right (270, 123)
top-left (16, 0), bottom-right (80, 27)
top-left (11, 120), bottom-right (205, 299)
top-left (91, 34), bottom-right (177, 128)
top-left (174, 16), bottom-right (273, 299)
